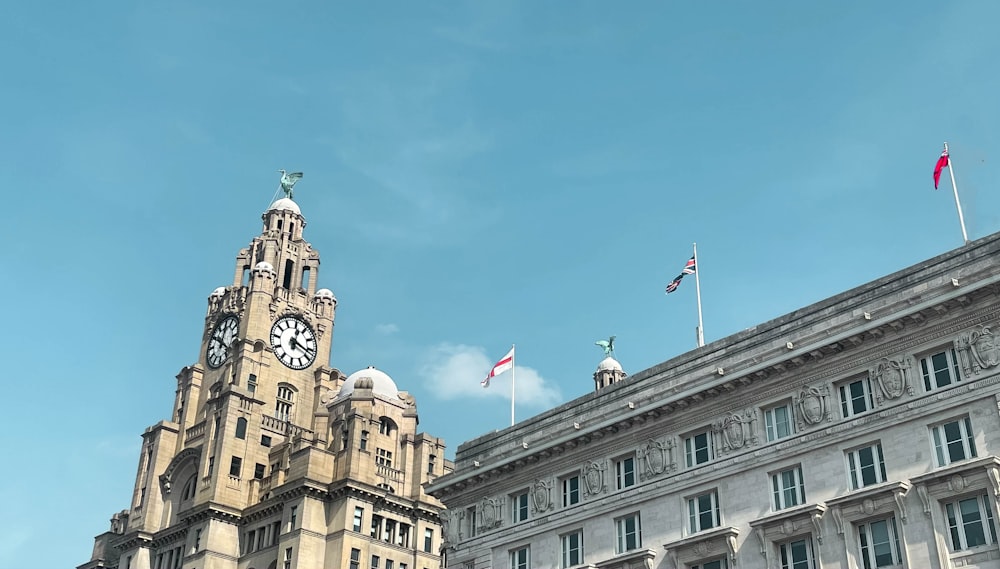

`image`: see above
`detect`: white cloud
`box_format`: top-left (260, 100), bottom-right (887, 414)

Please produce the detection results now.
top-left (375, 323), bottom-right (400, 335)
top-left (418, 343), bottom-right (562, 409)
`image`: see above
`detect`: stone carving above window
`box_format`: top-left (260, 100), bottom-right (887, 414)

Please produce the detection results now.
top-left (794, 384), bottom-right (831, 429)
top-left (957, 324), bottom-right (1000, 376)
top-left (870, 357), bottom-right (914, 405)
top-left (637, 438), bottom-right (675, 480)
top-left (583, 459), bottom-right (607, 497)
top-left (479, 497), bottom-right (502, 531)
top-left (714, 409), bottom-right (758, 454)
top-left (531, 478), bottom-right (553, 513)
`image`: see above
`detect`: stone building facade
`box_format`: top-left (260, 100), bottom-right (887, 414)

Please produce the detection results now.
top-left (80, 196), bottom-right (450, 569)
top-left (428, 232), bottom-right (1000, 569)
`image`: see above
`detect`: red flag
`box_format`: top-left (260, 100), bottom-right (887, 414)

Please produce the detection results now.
top-left (482, 347), bottom-right (514, 387)
top-left (933, 149), bottom-right (949, 190)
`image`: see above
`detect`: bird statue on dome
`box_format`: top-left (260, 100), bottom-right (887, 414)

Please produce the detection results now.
top-left (595, 335), bottom-right (616, 357)
top-left (278, 169), bottom-right (304, 199)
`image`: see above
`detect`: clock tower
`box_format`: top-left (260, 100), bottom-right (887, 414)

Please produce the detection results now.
top-left (80, 192), bottom-right (450, 569)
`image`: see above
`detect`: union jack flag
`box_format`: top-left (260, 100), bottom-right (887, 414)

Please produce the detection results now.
top-left (665, 274), bottom-right (683, 294)
top-left (682, 255), bottom-right (696, 275)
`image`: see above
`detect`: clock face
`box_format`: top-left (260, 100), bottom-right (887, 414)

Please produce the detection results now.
top-left (207, 315), bottom-right (240, 369)
top-left (270, 316), bottom-right (317, 370)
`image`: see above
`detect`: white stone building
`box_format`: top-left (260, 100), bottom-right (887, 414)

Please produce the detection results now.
top-left (79, 196), bottom-right (450, 569)
top-left (428, 232), bottom-right (1000, 569)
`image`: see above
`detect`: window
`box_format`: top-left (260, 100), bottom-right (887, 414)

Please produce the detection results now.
top-left (193, 529), bottom-right (202, 552)
top-left (386, 560), bottom-right (394, 569)
top-left (384, 519), bottom-right (397, 543)
top-left (371, 514), bottom-right (384, 539)
top-left (181, 475), bottom-right (196, 500)
top-left (615, 512), bottom-right (642, 553)
top-left (561, 530), bottom-right (583, 568)
top-left (428, 454), bottom-right (436, 474)
top-left (779, 538), bottom-right (814, 569)
top-left (932, 417), bottom-right (977, 467)
top-left (688, 490), bottom-right (720, 533)
top-left (371, 555), bottom-right (380, 569)
top-left (920, 348), bottom-right (962, 391)
top-left (772, 466), bottom-right (806, 510)
top-left (342, 429), bottom-right (350, 451)
top-left (561, 474), bottom-right (580, 507)
top-left (235, 417), bottom-right (248, 439)
top-left (276, 385), bottom-right (294, 422)
top-left (261, 434), bottom-right (272, 447)
top-left (398, 523), bottom-right (411, 547)
top-left (422, 528), bottom-right (434, 552)
top-left (289, 505), bottom-right (297, 529)
top-left (379, 417), bottom-right (395, 435)
top-left (353, 507), bottom-right (364, 532)
top-left (465, 506), bottom-right (477, 538)
top-left (349, 548), bottom-right (361, 569)
top-left (839, 376), bottom-right (874, 418)
top-left (692, 560), bottom-right (728, 569)
top-left (229, 456), bottom-right (242, 478)
top-left (685, 430), bottom-right (714, 467)
top-left (510, 546), bottom-right (529, 569)
top-left (946, 494), bottom-right (998, 551)
top-left (511, 490), bottom-right (529, 523)
top-left (247, 373), bottom-right (257, 393)
top-left (360, 430), bottom-right (369, 451)
top-left (615, 456), bottom-right (636, 490)
top-left (858, 517), bottom-right (901, 569)
top-left (764, 402), bottom-right (794, 442)
top-left (254, 463), bottom-right (266, 479)
top-left (376, 448), bottom-right (393, 468)
top-left (846, 443), bottom-right (886, 489)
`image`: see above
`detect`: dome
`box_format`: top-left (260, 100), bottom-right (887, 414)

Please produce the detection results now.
top-left (267, 198), bottom-right (301, 215)
top-left (254, 261), bottom-right (274, 272)
top-left (597, 356), bottom-right (623, 372)
top-left (315, 288), bottom-right (337, 301)
top-left (338, 366), bottom-right (400, 400)
top-left (210, 286), bottom-right (226, 297)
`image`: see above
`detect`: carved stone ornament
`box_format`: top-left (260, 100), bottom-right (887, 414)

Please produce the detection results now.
top-left (794, 384), bottom-right (831, 429)
top-left (917, 485), bottom-right (932, 517)
top-left (957, 325), bottom-right (1000, 376)
top-left (442, 510), bottom-right (460, 546)
top-left (583, 460), bottom-right (606, 496)
top-left (531, 478), bottom-right (553, 513)
top-left (831, 506), bottom-right (844, 535)
top-left (715, 409), bottom-right (758, 454)
top-left (870, 357), bottom-right (913, 404)
top-left (479, 497), bottom-right (502, 530)
top-left (638, 438), bottom-right (674, 480)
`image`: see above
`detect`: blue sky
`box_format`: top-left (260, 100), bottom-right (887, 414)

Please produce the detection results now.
top-left (2, 2), bottom-right (999, 567)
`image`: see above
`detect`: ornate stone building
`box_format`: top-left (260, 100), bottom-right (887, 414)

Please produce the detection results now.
top-left (79, 196), bottom-right (450, 569)
top-left (428, 232), bottom-right (1000, 569)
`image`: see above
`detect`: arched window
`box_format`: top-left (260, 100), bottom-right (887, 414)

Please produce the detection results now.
top-left (379, 417), bottom-right (396, 436)
top-left (276, 385), bottom-right (295, 422)
top-left (235, 417), bottom-right (248, 439)
top-left (181, 474), bottom-right (197, 501)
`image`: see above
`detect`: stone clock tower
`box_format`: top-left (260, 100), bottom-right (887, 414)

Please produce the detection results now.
top-left (80, 194), bottom-right (451, 569)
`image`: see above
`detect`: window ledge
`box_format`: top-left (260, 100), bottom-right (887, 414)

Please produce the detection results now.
top-left (750, 503), bottom-right (827, 549)
top-left (911, 455), bottom-right (1000, 517)
top-left (826, 480), bottom-right (911, 532)
top-left (663, 526), bottom-right (739, 568)
top-left (594, 548), bottom-right (656, 569)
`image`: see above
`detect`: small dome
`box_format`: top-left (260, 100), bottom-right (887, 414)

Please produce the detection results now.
top-left (210, 287), bottom-right (226, 297)
top-left (267, 198), bottom-right (301, 215)
top-left (597, 356), bottom-right (623, 372)
top-left (254, 261), bottom-right (274, 272)
top-left (315, 288), bottom-right (337, 301)
top-left (338, 366), bottom-right (400, 400)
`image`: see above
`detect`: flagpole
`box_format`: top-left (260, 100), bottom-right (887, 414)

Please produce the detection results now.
top-left (944, 142), bottom-right (970, 244)
top-left (693, 242), bottom-right (705, 347)
top-left (510, 344), bottom-right (516, 426)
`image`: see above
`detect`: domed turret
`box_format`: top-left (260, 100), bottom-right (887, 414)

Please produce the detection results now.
top-left (266, 198), bottom-right (301, 215)
top-left (338, 366), bottom-right (401, 401)
top-left (594, 356), bottom-right (626, 391)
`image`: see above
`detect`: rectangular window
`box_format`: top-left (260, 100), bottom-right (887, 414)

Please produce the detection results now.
top-left (386, 561), bottom-right (394, 569)
top-left (779, 538), bottom-right (814, 569)
top-left (932, 417), bottom-right (978, 467)
top-left (685, 430), bottom-right (714, 467)
top-left (261, 434), bottom-right (272, 447)
top-left (371, 555), bottom-right (380, 569)
top-left (428, 454), bottom-right (436, 474)
top-left (839, 376), bottom-right (875, 418)
top-left (846, 443), bottom-right (887, 489)
top-left (229, 456), bottom-right (242, 477)
top-left (858, 517), bottom-right (901, 569)
top-left (692, 559), bottom-right (728, 569)
top-left (765, 402), bottom-right (794, 442)
top-left (398, 523), bottom-right (411, 548)
top-left (371, 514), bottom-right (383, 539)
top-left (772, 466), bottom-right (806, 511)
top-left (423, 528), bottom-right (433, 552)
top-left (509, 546), bottom-right (529, 569)
top-left (946, 494), bottom-right (998, 551)
top-left (688, 490), bottom-right (720, 533)
top-left (384, 519), bottom-right (397, 543)
top-left (615, 512), bottom-right (642, 553)
top-left (562, 474), bottom-right (580, 507)
top-left (289, 505), bottom-right (297, 529)
top-left (276, 401), bottom-right (292, 423)
top-left (254, 463), bottom-right (266, 479)
top-left (921, 348), bottom-right (962, 391)
top-left (360, 430), bottom-right (369, 451)
top-left (283, 547), bottom-right (292, 569)
top-left (466, 507), bottom-right (477, 538)
top-left (248, 373), bottom-right (257, 393)
top-left (349, 548), bottom-right (361, 569)
top-left (245, 529), bottom-right (256, 553)
top-left (561, 530), bottom-right (583, 568)
top-left (511, 491), bottom-right (529, 523)
top-left (353, 506), bottom-right (364, 532)
top-left (616, 456), bottom-right (636, 490)
top-left (377, 448), bottom-right (393, 468)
